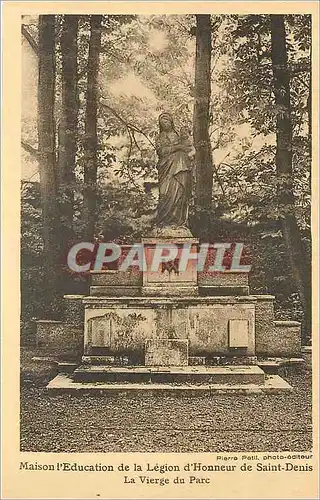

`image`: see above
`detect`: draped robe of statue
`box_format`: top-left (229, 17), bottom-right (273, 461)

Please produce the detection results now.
top-left (155, 116), bottom-right (192, 228)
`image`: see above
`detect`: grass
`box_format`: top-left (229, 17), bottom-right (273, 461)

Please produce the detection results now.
top-left (20, 348), bottom-right (312, 453)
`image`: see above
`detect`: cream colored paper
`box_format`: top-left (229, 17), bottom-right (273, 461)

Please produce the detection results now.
top-left (2, 2), bottom-right (319, 498)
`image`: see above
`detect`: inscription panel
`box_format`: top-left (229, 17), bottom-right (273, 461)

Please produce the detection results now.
top-left (229, 319), bottom-right (249, 348)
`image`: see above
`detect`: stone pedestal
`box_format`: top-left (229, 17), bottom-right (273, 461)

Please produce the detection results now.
top-left (141, 237), bottom-right (199, 297)
top-left (37, 233), bottom-right (301, 371)
top-left (81, 296), bottom-right (256, 358)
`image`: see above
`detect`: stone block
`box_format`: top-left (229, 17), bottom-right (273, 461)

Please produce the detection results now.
top-left (90, 269), bottom-right (142, 287)
top-left (63, 295), bottom-right (85, 327)
top-left (256, 318), bottom-right (301, 357)
top-left (272, 321), bottom-right (301, 356)
top-left (35, 320), bottom-right (83, 360)
top-left (253, 295), bottom-right (276, 355)
top-left (199, 285), bottom-right (249, 296)
top-left (142, 237), bottom-right (198, 297)
top-left (198, 271), bottom-right (249, 287)
top-left (82, 296), bottom-right (257, 357)
top-left (145, 339), bottom-right (188, 366)
top-left (254, 295), bottom-right (301, 356)
top-left (90, 285), bottom-right (141, 296)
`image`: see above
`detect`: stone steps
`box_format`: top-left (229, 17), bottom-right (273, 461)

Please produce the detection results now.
top-left (47, 373), bottom-right (293, 395)
top-left (73, 365), bottom-right (266, 385)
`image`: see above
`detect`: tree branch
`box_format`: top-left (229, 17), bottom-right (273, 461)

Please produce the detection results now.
top-left (21, 25), bottom-right (38, 55)
top-left (131, 129), bottom-right (141, 152)
top-left (209, 125), bottom-right (220, 139)
top-left (100, 99), bottom-right (155, 148)
top-left (211, 163), bottom-right (227, 197)
top-left (21, 140), bottom-right (39, 157)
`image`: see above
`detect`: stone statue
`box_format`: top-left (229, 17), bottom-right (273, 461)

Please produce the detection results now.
top-left (155, 113), bottom-right (192, 231)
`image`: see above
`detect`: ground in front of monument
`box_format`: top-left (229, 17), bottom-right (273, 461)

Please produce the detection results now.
top-left (20, 348), bottom-right (312, 453)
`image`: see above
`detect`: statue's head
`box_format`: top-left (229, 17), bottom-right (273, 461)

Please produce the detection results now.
top-left (158, 112), bottom-right (174, 132)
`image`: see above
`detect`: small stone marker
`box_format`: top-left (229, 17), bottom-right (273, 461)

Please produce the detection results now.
top-left (145, 339), bottom-right (188, 366)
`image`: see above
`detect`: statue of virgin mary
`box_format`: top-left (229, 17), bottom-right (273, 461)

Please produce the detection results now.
top-left (155, 112), bottom-right (192, 230)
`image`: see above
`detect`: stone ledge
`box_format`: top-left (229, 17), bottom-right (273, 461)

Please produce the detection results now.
top-left (72, 365), bottom-right (265, 385)
top-left (199, 286), bottom-right (249, 296)
top-left (82, 295), bottom-right (259, 305)
top-left (141, 286), bottom-right (198, 297)
top-left (47, 374), bottom-right (292, 395)
top-left (34, 320), bottom-right (63, 324)
top-left (258, 358), bottom-right (305, 374)
top-left (63, 295), bottom-right (85, 299)
top-left (58, 362), bottom-right (78, 374)
top-left (31, 356), bottom-right (58, 363)
top-left (90, 286), bottom-right (141, 297)
top-left (251, 295), bottom-right (276, 301)
top-left (142, 224), bottom-right (197, 239)
top-left (275, 321), bottom-right (301, 326)
top-left (302, 345), bottom-right (312, 353)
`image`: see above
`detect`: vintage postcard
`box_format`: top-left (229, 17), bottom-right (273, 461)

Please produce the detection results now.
top-left (1, 1), bottom-right (319, 498)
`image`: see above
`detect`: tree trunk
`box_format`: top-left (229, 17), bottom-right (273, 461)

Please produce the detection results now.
top-left (193, 15), bottom-right (214, 218)
top-left (82, 15), bottom-right (102, 242)
top-left (38, 15), bottom-right (61, 316)
top-left (58, 15), bottom-right (79, 251)
top-left (270, 14), bottom-right (311, 340)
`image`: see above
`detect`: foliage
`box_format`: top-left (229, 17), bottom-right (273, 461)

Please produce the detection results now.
top-left (21, 183), bottom-right (45, 339)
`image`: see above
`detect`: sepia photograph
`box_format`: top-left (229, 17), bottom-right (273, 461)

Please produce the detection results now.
top-left (19, 11), bottom-right (313, 458)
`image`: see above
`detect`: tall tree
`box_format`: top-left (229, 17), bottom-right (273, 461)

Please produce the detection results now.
top-left (270, 14), bottom-right (311, 338)
top-left (37, 15), bottom-right (61, 315)
top-left (58, 15), bottom-right (79, 252)
top-left (193, 15), bottom-right (214, 220)
top-left (82, 15), bottom-right (102, 241)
